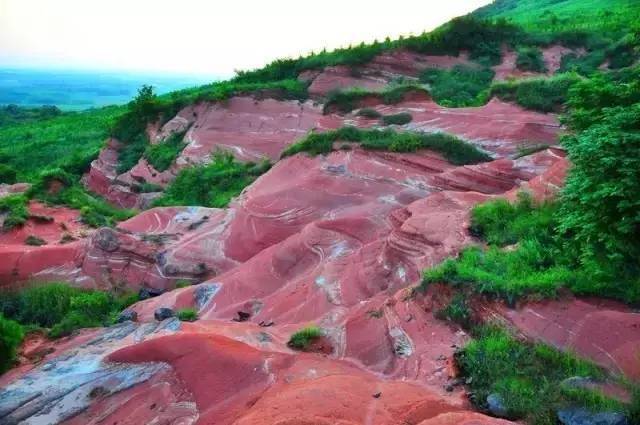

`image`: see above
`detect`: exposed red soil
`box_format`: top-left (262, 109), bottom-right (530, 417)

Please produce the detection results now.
top-left (0, 201), bottom-right (90, 288)
top-left (487, 297), bottom-right (640, 380)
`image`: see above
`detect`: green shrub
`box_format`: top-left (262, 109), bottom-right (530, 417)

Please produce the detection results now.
top-left (435, 293), bottom-right (472, 328)
top-left (356, 108), bottom-right (382, 119)
top-left (380, 112), bottom-right (413, 126)
top-left (559, 51), bottom-right (607, 75)
top-left (420, 65), bottom-right (495, 107)
top-left (0, 314), bottom-right (24, 373)
top-left (516, 47), bottom-right (547, 72)
top-left (283, 127), bottom-right (491, 165)
top-left (0, 194), bottom-right (29, 230)
top-left (323, 84), bottom-right (427, 114)
top-left (0, 165), bottom-right (17, 184)
top-left (24, 235), bottom-right (46, 246)
top-left (0, 282), bottom-right (140, 339)
top-left (490, 73), bottom-right (580, 112)
top-left (458, 326), bottom-right (623, 424)
top-left (287, 326), bottom-right (322, 349)
top-left (143, 130), bottom-right (187, 172)
top-left (154, 153), bottom-right (270, 208)
top-left (176, 308), bottom-right (198, 322)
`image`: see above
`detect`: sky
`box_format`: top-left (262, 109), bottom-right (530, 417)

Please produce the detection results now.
top-left (0, 0), bottom-right (491, 78)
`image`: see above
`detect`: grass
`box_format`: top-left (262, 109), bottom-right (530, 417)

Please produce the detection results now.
top-left (0, 313), bottom-right (24, 374)
top-left (287, 326), bottom-right (322, 350)
top-left (0, 282), bottom-right (139, 340)
top-left (457, 325), bottom-right (629, 425)
top-left (356, 108), bottom-right (382, 119)
top-left (420, 65), bottom-right (495, 107)
top-left (0, 194), bottom-right (29, 230)
top-left (514, 143), bottom-right (551, 159)
top-left (323, 84), bottom-right (428, 114)
top-left (143, 130), bottom-right (187, 172)
top-left (490, 73), bottom-right (581, 112)
top-left (516, 47), bottom-right (547, 72)
top-left (282, 127), bottom-right (491, 165)
top-left (153, 152), bottom-right (271, 208)
top-left (28, 169), bottom-right (135, 228)
top-left (380, 112), bottom-right (413, 126)
top-left (435, 293), bottom-right (472, 329)
top-left (176, 308), bottom-right (198, 322)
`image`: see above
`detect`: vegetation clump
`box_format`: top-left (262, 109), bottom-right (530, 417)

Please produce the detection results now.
top-left (287, 326), bottom-right (322, 350)
top-left (356, 108), bottom-right (382, 119)
top-left (0, 194), bottom-right (29, 230)
top-left (154, 152), bottom-right (270, 208)
top-left (0, 282), bottom-right (139, 340)
top-left (490, 73), bottom-right (580, 112)
top-left (283, 127), bottom-right (491, 165)
top-left (457, 325), bottom-right (630, 424)
top-left (176, 308), bottom-right (198, 322)
top-left (516, 47), bottom-right (547, 72)
top-left (0, 314), bottom-right (24, 373)
top-left (380, 112), bottom-right (413, 126)
top-left (0, 165), bottom-right (18, 184)
top-left (323, 84), bottom-right (427, 114)
top-left (420, 65), bottom-right (495, 107)
top-left (143, 130), bottom-right (187, 172)
top-left (24, 235), bottom-right (47, 246)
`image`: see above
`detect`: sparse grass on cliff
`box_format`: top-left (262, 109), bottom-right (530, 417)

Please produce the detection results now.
top-left (176, 308), bottom-right (198, 322)
top-left (457, 325), bottom-right (627, 424)
top-left (153, 152), bottom-right (271, 208)
top-left (323, 84), bottom-right (428, 114)
top-left (282, 127), bottom-right (491, 166)
top-left (143, 130), bottom-right (187, 172)
top-left (288, 326), bottom-right (322, 350)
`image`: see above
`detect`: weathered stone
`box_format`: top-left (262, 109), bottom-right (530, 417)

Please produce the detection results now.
top-left (557, 408), bottom-right (629, 425)
top-left (116, 309), bottom-right (138, 323)
top-left (486, 393), bottom-right (509, 418)
top-left (154, 308), bottom-right (175, 321)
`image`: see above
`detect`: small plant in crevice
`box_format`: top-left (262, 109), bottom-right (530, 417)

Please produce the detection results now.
top-left (176, 308), bottom-right (198, 322)
top-left (287, 326), bottom-right (322, 350)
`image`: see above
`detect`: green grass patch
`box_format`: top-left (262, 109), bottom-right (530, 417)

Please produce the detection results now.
top-left (516, 47), bottom-right (547, 72)
top-left (490, 73), bottom-right (581, 112)
top-left (153, 153), bottom-right (270, 208)
top-left (323, 84), bottom-right (427, 114)
top-left (420, 65), bottom-right (495, 107)
top-left (0, 282), bottom-right (139, 340)
top-left (356, 108), bottom-right (382, 119)
top-left (143, 130), bottom-right (187, 172)
top-left (0, 194), bottom-right (29, 230)
top-left (282, 127), bottom-right (491, 165)
top-left (176, 308), bottom-right (198, 322)
top-left (458, 325), bottom-right (629, 424)
top-left (380, 112), bottom-right (413, 126)
top-left (287, 326), bottom-right (322, 350)
top-left (0, 313), bottom-right (24, 374)
top-left (514, 143), bottom-right (551, 159)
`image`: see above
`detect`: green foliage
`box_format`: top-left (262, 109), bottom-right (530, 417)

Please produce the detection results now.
top-left (380, 112), bottom-right (413, 126)
top-left (0, 165), bottom-right (17, 184)
top-left (356, 108), bottom-right (382, 119)
top-left (558, 104), bottom-right (640, 288)
top-left (516, 47), bottom-right (547, 72)
top-left (154, 153), bottom-right (270, 208)
top-left (143, 131), bottom-right (186, 172)
top-left (287, 326), bottom-right (322, 349)
top-left (176, 308), bottom-right (198, 322)
top-left (0, 104), bottom-right (62, 127)
top-left (420, 65), bottom-right (495, 107)
top-left (457, 326), bottom-right (622, 424)
top-left (490, 73), bottom-right (580, 112)
top-left (559, 51), bottom-right (607, 75)
top-left (283, 127), bottom-right (492, 165)
top-left (29, 168), bottom-right (134, 228)
top-left (0, 194), bottom-right (29, 230)
top-left (24, 235), bottom-right (46, 246)
top-left (0, 282), bottom-right (139, 340)
top-left (323, 84), bottom-right (427, 114)
top-left (0, 105), bottom-right (122, 182)
top-left (0, 314), bottom-right (24, 374)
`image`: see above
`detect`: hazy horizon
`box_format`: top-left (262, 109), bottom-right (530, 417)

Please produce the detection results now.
top-left (1, 0), bottom-right (491, 77)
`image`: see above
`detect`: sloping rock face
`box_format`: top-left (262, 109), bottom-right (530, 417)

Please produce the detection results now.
top-left (492, 45), bottom-right (578, 80)
top-left (0, 202), bottom-right (90, 288)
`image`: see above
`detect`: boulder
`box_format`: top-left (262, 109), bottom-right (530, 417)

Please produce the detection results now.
top-left (557, 408), bottom-right (629, 425)
top-left (486, 393), bottom-right (509, 418)
top-left (115, 309), bottom-right (138, 323)
top-left (154, 308), bottom-right (175, 321)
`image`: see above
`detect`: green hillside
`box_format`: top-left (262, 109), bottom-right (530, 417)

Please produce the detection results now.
top-left (474, 0), bottom-right (640, 33)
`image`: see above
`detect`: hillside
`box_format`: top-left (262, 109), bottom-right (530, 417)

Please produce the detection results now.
top-left (474, 0), bottom-right (640, 32)
top-left (0, 1), bottom-right (639, 424)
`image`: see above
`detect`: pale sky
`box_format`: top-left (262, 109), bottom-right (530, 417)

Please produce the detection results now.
top-left (0, 0), bottom-right (491, 78)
